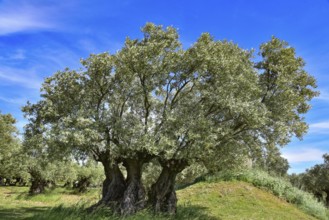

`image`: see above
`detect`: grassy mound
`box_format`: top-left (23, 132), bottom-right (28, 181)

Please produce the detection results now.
top-left (199, 170), bottom-right (329, 220)
top-left (177, 181), bottom-right (319, 219)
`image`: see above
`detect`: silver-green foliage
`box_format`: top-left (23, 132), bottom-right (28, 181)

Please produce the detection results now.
top-left (23, 24), bottom-right (317, 167)
top-left (0, 112), bottom-right (29, 182)
top-left (294, 154), bottom-right (329, 205)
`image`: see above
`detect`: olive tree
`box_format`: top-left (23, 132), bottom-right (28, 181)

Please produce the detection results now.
top-left (22, 23), bottom-right (317, 215)
top-left (22, 111), bottom-right (80, 194)
top-left (0, 112), bottom-right (29, 185)
top-left (300, 154), bottom-right (329, 205)
top-left (73, 160), bottom-right (104, 192)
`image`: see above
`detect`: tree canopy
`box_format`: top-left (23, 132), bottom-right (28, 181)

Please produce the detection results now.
top-left (0, 112), bottom-right (28, 184)
top-left (22, 23), bottom-right (318, 215)
top-left (291, 154), bottom-right (329, 206)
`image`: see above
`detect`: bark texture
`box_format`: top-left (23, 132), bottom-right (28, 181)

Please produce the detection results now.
top-left (90, 151), bottom-right (153, 215)
top-left (89, 159), bottom-right (126, 212)
top-left (101, 163), bottom-right (126, 205)
top-left (149, 159), bottom-right (188, 214)
top-left (120, 159), bottom-right (147, 215)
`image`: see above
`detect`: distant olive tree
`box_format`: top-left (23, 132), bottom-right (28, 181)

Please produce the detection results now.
top-left (73, 160), bottom-right (104, 193)
top-left (299, 154), bottom-right (329, 206)
top-left (0, 112), bottom-right (29, 185)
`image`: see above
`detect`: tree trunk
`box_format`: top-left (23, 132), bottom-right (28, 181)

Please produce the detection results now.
top-left (89, 151), bottom-right (153, 215)
top-left (101, 162), bottom-right (126, 205)
top-left (89, 160), bottom-right (126, 212)
top-left (29, 178), bottom-right (47, 194)
top-left (149, 159), bottom-right (188, 214)
top-left (74, 177), bottom-right (91, 193)
top-left (324, 190), bottom-right (329, 207)
top-left (120, 159), bottom-right (146, 215)
top-left (29, 169), bottom-right (47, 194)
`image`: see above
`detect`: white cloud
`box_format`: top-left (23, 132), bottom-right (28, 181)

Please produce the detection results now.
top-left (0, 66), bottom-right (42, 89)
top-left (0, 96), bottom-right (28, 105)
top-left (10, 49), bottom-right (26, 60)
top-left (310, 120), bottom-right (329, 129)
top-left (0, 1), bottom-right (56, 35)
top-left (282, 148), bottom-right (325, 163)
top-left (309, 120), bottom-right (329, 134)
top-left (0, 49), bottom-right (26, 60)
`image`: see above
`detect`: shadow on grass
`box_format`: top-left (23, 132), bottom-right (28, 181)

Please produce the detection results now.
top-left (175, 204), bottom-right (219, 220)
top-left (21, 204), bottom-right (219, 220)
top-left (0, 206), bottom-right (49, 220)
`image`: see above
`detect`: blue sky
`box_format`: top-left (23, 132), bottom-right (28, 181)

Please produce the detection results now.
top-left (0, 0), bottom-right (328, 173)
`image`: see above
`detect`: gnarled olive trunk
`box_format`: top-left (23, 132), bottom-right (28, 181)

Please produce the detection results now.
top-left (120, 159), bottom-right (147, 215)
top-left (30, 179), bottom-right (47, 194)
top-left (149, 159), bottom-right (188, 214)
top-left (90, 159), bottom-right (126, 212)
top-left (29, 169), bottom-right (47, 195)
top-left (90, 151), bottom-right (153, 215)
top-left (101, 162), bottom-right (126, 205)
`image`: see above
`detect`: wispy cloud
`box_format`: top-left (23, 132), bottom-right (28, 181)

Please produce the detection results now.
top-left (10, 49), bottom-right (26, 60)
top-left (0, 1), bottom-right (56, 35)
top-left (0, 49), bottom-right (26, 60)
top-left (0, 66), bottom-right (43, 89)
top-left (282, 148), bottom-right (326, 163)
top-left (310, 120), bottom-right (329, 129)
top-left (0, 96), bottom-right (28, 105)
top-left (309, 120), bottom-right (329, 134)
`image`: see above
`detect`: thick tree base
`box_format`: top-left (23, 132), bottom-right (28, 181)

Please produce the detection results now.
top-left (148, 159), bottom-right (188, 214)
top-left (120, 179), bottom-right (146, 215)
top-left (120, 158), bottom-right (148, 215)
top-left (89, 158), bottom-right (149, 215)
top-left (29, 180), bottom-right (47, 194)
top-left (88, 163), bottom-right (126, 213)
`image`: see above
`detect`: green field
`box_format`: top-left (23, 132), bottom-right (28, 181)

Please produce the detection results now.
top-left (0, 181), bottom-right (321, 220)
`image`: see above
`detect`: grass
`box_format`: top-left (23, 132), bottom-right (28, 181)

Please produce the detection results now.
top-left (178, 181), bottom-right (319, 220)
top-left (199, 170), bottom-right (329, 220)
top-left (0, 186), bottom-right (100, 219)
top-left (1, 177), bottom-right (325, 220)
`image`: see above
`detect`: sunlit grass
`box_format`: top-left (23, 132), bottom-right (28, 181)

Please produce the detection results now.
top-left (201, 170), bottom-right (329, 220)
top-left (0, 186), bottom-right (100, 219)
top-left (178, 181), bottom-right (318, 220)
top-left (1, 178), bottom-right (325, 220)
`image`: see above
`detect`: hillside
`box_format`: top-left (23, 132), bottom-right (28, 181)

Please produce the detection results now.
top-left (177, 181), bottom-right (318, 220)
top-left (0, 181), bottom-right (321, 220)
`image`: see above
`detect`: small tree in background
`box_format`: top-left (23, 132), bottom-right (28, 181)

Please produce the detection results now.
top-left (73, 160), bottom-right (104, 193)
top-left (300, 154), bottom-right (329, 206)
top-left (0, 112), bottom-right (29, 185)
